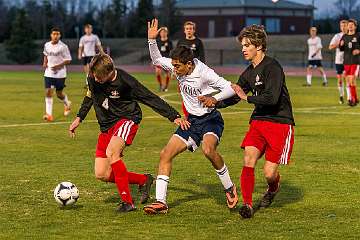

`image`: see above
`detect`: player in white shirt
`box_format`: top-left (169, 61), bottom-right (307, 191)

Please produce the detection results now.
top-left (78, 24), bottom-right (103, 76)
top-left (305, 27), bottom-right (328, 87)
top-left (143, 19), bottom-right (238, 214)
top-left (329, 20), bottom-right (349, 104)
top-left (42, 27), bottom-right (72, 122)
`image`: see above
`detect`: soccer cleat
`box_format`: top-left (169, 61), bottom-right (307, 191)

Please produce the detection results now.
top-left (164, 88), bottom-right (169, 92)
top-left (322, 82), bottom-right (328, 87)
top-left (224, 185), bottom-right (238, 209)
top-left (259, 189), bottom-right (279, 208)
top-left (239, 204), bottom-right (254, 218)
top-left (43, 114), bottom-right (53, 122)
top-left (302, 83), bottom-right (311, 87)
top-left (339, 96), bottom-right (344, 104)
top-left (64, 101), bottom-right (71, 116)
top-left (139, 174), bottom-right (154, 204)
top-left (116, 202), bottom-right (136, 213)
top-left (143, 201), bottom-right (168, 215)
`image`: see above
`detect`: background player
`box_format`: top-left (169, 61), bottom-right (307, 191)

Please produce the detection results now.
top-left (42, 27), bottom-right (72, 122)
top-left (339, 19), bottom-right (360, 106)
top-left (155, 27), bottom-right (173, 92)
top-left (199, 24), bottom-right (295, 219)
top-left (329, 20), bottom-right (348, 104)
top-left (305, 27), bottom-right (328, 87)
top-left (177, 21), bottom-right (205, 63)
top-left (144, 19), bottom-right (238, 215)
top-left (69, 53), bottom-right (189, 213)
top-left (78, 24), bottom-right (103, 77)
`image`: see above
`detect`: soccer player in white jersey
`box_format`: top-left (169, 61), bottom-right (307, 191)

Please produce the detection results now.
top-left (305, 27), bottom-right (328, 87)
top-left (143, 19), bottom-right (238, 214)
top-left (329, 20), bottom-right (349, 104)
top-left (78, 24), bottom-right (103, 76)
top-left (42, 27), bottom-right (72, 122)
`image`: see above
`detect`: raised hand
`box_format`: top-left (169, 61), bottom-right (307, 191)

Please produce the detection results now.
top-left (148, 18), bottom-right (160, 40)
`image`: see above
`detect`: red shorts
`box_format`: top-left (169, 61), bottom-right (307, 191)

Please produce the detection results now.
top-left (344, 64), bottom-right (359, 76)
top-left (95, 119), bottom-right (139, 158)
top-left (241, 120), bottom-right (294, 165)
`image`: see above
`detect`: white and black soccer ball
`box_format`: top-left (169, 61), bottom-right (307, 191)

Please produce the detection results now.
top-left (53, 182), bottom-right (79, 206)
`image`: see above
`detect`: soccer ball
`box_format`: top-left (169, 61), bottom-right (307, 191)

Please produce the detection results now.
top-left (53, 182), bottom-right (79, 206)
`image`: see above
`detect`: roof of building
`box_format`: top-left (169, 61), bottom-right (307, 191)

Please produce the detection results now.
top-left (176, 0), bottom-right (314, 9)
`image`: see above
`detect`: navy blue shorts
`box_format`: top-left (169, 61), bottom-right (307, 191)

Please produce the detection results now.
top-left (44, 77), bottom-right (66, 91)
top-left (335, 64), bottom-right (344, 75)
top-left (308, 60), bottom-right (322, 68)
top-left (174, 110), bottom-right (224, 152)
top-left (82, 56), bottom-right (93, 65)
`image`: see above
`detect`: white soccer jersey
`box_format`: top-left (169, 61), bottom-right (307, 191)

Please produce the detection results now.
top-left (43, 40), bottom-right (72, 78)
top-left (79, 34), bottom-right (101, 57)
top-left (307, 36), bottom-right (323, 60)
top-left (148, 39), bottom-right (235, 116)
top-left (330, 32), bottom-right (344, 64)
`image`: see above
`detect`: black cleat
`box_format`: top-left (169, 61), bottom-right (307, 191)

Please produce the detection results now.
top-left (322, 82), bottom-right (328, 87)
top-left (139, 174), bottom-right (154, 204)
top-left (116, 202), bottom-right (136, 213)
top-left (259, 190), bottom-right (278, 208)
top-left (339, 96), bottom-right (344, 104)
top-left (239, 204), bottom-right (254, 218)
top-left (302, 83), bottom-right (311, 87)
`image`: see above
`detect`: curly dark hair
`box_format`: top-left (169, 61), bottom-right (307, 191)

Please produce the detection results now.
top-left (237, 25), bottom-right (267, 52)
top-left (170, 45), bottom-right (194, 64)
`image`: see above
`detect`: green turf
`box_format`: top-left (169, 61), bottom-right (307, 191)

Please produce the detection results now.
top-left (0, 71), bottom-right (359, 239)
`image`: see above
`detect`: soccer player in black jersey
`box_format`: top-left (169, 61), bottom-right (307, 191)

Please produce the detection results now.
top-left (199, 25), bottom-right (295, 218)
top-left (339, 19), bottom-right (360, 106)
top-left (68, 54), bottom-right (189, 213)
top-left (177, 21), bottom-right (205, 63)
top-left (155, 27), bottom-right (173, 92)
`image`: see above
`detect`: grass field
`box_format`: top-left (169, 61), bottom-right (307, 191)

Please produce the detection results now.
top-left (0, 71), bottom-right (359, 239)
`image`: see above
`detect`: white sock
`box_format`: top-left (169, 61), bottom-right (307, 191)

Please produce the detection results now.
top-left (338, 83), bottom-right (344, 97)
top-left (306, 74), bottom-right (312, 85)
top-left (45, 97), bottom-right (53, 116)
top-left (63, 94), bottom-right (70, 106)
top-left (322, 74), bottom-right (328, 83)
top-left (155, 175), bottom-right (169, 204)
top-left (215, 164), bottom-right (233, 190)
top-left (346, 85), bottom-right (351, 100)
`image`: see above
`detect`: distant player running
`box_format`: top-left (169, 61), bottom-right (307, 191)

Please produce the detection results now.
top-left (69, 54), bottom-right (188, 213)
top-left (143, 19), bottom-right (238, 215)
top-left (199, 25), bottom-right (295, 218)
top-left (42, 27), bottom-right (72, 122)
top-left (155, 27), bottom-right (173, 92)
top-left (305, 27), bottom-right (328, 87)
top-left (339, 19), bottom-right (360, 106)
top-left (329, 20), bottom-right (348, 104)
top-left (78, 24), bottom-right (103, 77)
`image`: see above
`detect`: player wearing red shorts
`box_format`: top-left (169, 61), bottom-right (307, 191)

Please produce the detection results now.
top-left (68, 54), bottom-right (189, 213)
top-left (198, 25), bottom-right (295, 218)
top-left (339, 19), bottom-right (360, 106)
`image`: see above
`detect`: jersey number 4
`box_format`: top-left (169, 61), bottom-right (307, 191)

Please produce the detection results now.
top-left (102, 98), bottom-right (109, 110)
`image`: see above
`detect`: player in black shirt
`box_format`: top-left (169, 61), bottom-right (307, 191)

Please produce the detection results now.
top-left (155, 27), bottom-right (173, 92)
top-left (199, 25), bottom-right (295, 218)
top-left (339, 19), bottom-right (360, 106)
top-left (68, 54), bottom-right (189, 213)
top-left (177, 21), bottom-right (205, 63)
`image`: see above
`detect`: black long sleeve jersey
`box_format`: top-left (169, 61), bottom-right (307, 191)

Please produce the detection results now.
top-left (157, 38), bottom-right (173, 58)
top-left (339, 33), bottom-right (360, 65)
top-left (177, 37), bottom-right (205, 62)
top-left (77, 68), bottom-right (181, 132)
top-left (217, 56), bottom-right (295, 125)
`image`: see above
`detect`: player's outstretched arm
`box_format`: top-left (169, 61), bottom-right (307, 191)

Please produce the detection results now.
top-left (147, 18), bottom-right (173, 72)
top-left (69, 117), bottom-right (81, 138)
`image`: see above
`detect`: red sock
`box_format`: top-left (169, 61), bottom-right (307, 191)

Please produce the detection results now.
top-left (111, 160), bottom-right (133, 205)
top-left (156, 74), bottom-right (161, 85)
top-left (128, 172), bottom-right (147, 185)
top-left (351, 86), bottom-right (357, 102)
top-left (182, 101), bottom-right (189, 118)
top-left (268, 173), bottom-right (280, 192)
top-left (354, 86), bottom-right (358, 101)
top-left (108, 171), bottom-right (115, 183)
top-left (241, 166), bottom-right (255, 206)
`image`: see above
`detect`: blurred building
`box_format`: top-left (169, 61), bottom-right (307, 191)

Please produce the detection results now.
top-left (176, 0), bottom-right (315, 37)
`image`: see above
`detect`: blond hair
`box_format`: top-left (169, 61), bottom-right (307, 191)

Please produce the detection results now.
top-left (89, 54), bottom-right (115, 78)
top-left (184, 21), bottom-right (196, 30)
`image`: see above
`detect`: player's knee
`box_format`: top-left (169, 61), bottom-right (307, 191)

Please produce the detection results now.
top-left (56, 92), bottom-right (64, 99)
top-left (243, 154), bottom-right (257, 167)
top-left (159, 147), bottom-right (172, 162)
top-left (95, 170), bottom-right (109, 182)
top-left (201, 144), bottom-right (215, 158)
top-left (105, 148), bottom-right (120, 163)
top-left (263, 168), bottom-right (276, 181)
